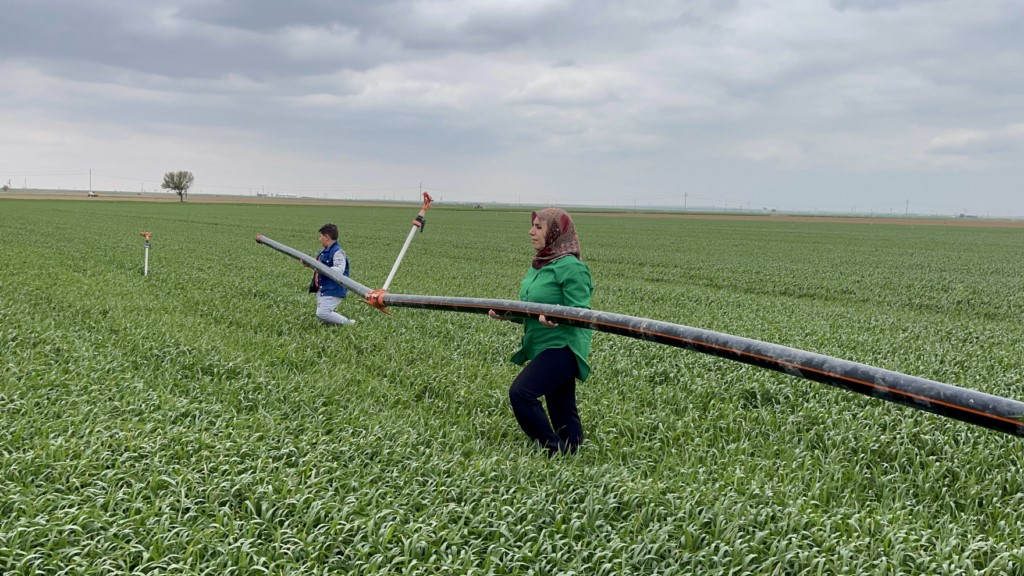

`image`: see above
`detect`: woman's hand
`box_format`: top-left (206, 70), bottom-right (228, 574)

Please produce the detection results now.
top-left (489, 310), bottom-right (557, 326)
top-left (538, 315), bottom-right (558, 327)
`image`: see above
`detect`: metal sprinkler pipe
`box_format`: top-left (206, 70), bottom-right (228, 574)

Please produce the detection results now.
top-left (383, 192), bottom-right (433, 291)
top-left (256, 234), bottom-right (1024, 439)
top-left (140, 231), bottom-right (152, 276)
top-left (256, 234), bottom-right (371, 298)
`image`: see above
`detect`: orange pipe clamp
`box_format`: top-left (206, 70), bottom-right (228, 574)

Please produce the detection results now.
top-left (364, 289), bottom-right (392, 315)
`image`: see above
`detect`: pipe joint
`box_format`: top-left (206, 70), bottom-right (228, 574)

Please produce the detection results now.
top-left (365, 289), bottom-right (392, 315)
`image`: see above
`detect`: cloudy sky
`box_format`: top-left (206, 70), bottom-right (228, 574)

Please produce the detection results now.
top-left (1, 0), bottom-right (1022, 216)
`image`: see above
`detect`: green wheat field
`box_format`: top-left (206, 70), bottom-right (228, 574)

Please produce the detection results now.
top-left (2, 199), bottom-right (1023, 574)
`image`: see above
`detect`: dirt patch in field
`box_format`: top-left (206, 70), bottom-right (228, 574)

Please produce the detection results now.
top-left (575, 212), bottom-right (1024, 228)
top-left (1, 191), bottom-right (414, 208)
top-left (5, 190), bottom-right (1021, 227)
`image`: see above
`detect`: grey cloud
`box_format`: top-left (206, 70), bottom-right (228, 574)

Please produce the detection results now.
top-left (829, 0), bottom-right (942, 12)
top-left (2, 0), bottom-right (1023, 215)
top-left (926, 125), bottom-right (1024, 156)
top-left (0, 0), bottom-right (741, 80)
top-left (0, 1), bottom-right (394, 80)
top-left (178, 0), bottom-right (381, 32)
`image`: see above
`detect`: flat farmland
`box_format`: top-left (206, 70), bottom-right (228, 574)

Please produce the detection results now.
top-left (2, 198), bottom-right (1023, 574)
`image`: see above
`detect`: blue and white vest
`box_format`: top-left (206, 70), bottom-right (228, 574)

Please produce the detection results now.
top-left (311, 242), bottom-right (349, 298)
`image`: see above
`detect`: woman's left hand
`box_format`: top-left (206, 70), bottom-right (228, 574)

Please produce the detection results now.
top-left (538, 315), bottom-right (558, 327)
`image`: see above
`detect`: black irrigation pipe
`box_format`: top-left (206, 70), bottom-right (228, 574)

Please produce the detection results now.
top-left (257, 234), bottom-right (1024, 439)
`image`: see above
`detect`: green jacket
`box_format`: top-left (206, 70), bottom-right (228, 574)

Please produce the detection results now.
top-left (511, 255), bottom-right (594, 381)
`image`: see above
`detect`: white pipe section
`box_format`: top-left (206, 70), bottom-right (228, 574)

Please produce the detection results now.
top-left (382, 225), bottom-right (419, 290)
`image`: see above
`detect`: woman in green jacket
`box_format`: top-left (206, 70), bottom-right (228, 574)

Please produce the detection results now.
top-left (490, 208), bottom-right (593, 455)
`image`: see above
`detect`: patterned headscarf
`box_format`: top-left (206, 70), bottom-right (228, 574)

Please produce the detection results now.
top-left (531, 208), bottom-right (581, 269)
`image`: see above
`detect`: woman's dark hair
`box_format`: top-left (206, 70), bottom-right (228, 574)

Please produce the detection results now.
top-left (319, 223), bottom-right (339, 240)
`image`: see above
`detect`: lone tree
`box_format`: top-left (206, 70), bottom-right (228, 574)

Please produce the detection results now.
top-left (162, 171), bottom-right (194, 202)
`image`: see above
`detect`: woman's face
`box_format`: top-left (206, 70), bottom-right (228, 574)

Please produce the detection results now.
top-left (529, 217), bottom-right (547, 251)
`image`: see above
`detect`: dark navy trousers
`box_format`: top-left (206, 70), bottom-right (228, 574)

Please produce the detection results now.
top-left (509, 346), bottom-right (583, 454)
